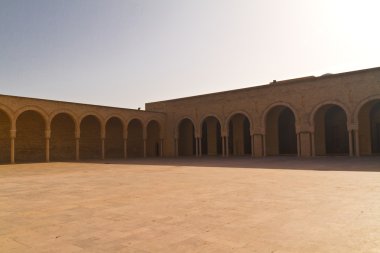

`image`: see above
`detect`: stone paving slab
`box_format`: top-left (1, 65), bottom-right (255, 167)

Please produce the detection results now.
top-left (1, 157), bottom-right (380, 252)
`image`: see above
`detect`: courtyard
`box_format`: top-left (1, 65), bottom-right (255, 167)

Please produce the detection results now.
top-left (1, 157), bottom-right (380, 253)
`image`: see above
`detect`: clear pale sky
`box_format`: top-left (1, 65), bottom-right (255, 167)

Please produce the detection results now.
top-left (0, 0), bottom-right (379, 109)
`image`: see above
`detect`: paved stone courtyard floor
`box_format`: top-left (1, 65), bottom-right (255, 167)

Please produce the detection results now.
top-left (1, 157), bottom-right (380, 253)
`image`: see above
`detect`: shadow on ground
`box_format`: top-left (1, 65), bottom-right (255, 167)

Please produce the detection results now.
top-left (70, 156), bottom-right (380, 172)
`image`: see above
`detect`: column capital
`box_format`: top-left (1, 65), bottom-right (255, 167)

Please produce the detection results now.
top-left (297, 126), bottom-right (314, 134)
top-left (252, 131), bottom-right (264, 136)
top-left (348, 123), bottom-right (359, 131)
top-left (10, 129), bottom-right (16, 139)
top-left (45, 130), bottom-right (51, 139)
top-left (251, 127), bottom-right (264, 135)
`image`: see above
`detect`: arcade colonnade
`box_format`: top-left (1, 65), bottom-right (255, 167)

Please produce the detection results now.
top-left (145, 68), bottom-right (380, 158)
top-left (0, 102), bottom-right (164, 164)
top-left (1, 67), bottom-right (380, 163)
top-left (173, 98), bottom-right (380, 158)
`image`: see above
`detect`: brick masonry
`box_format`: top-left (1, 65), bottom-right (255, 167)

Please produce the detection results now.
top-left (1, 67), bottom-right (380, 163)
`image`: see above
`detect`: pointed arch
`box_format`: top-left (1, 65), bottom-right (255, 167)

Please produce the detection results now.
top-left (79, 115), bottom-right (102, 159)
top-left (127, 118), bottom-right (144, 157)
top-left (0, 104), bottom-right (14, 126)
top-left (15, 110), bottom-right (46, 162)
top-left (50, 113), bottom-right (76, 161)
top-left (105, 117), bottom-right (124, 159)
top-left (355, 96), bottom-right (380, 155)
top-left (146, 120), bottom-right (161, 157)
top-left (78, 112), bottom-right (104, 127)
top-left (200, 116), bottom-right (222, 156)
top-left (264, 103), bottom-right (297, 156)
top-left (199, 114), bottom-right (224, 133)
top-left (225, 110), bottom-right (253, 133)
top-left (262, 102), bottom-right (299, 131)
top-left (49, 109), bottom-right (77, 125)
top-left (175, 116), bottom-right (197, 138)
top-left (310, 100), bottom-right (351, 128)
top-left (15, 105), bottom-right (48, 126)
top-left (227, 112), bottom-right (251, 156)
top-left (312, 103), bottom-right (349, 155)
top-left (177, 118), bottom-right (196, 156)
top-left (0, 108), bottom-right (12, 163)
top-left (104, 114), bottom-right (126, 131)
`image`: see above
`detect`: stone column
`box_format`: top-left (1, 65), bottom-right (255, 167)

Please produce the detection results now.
top-left (199, 137), bottom-right (202, 157)
top-left (263, 134), bottom-right (267, 157)
top-left (348, 124), bottom-right (358, 157)
top-left (226, 136), bottom-right (229, 157)
top-left (75, 138), bottom-right (80, 161)
top-left (251, 135), bottom-right (254, 157)
top-left (222, 136), bottom-right (226, 157)
top-left (253, 134), bottom-right (264, 158)
top-left (101, 138), bottom-right (105, 160)
top-left (45, 130), bottom-right (51, 162)
top-left (123, 130), bottom-right (128, 159)
top-left (123, 138), bottom-right (127, 159)
top-left (45, 138), bottom-right (50, 162)
top-left (101, 127), bottom-right (106, 160)
top-left (195, 138), bottom-right (199, 157)
top-left (160, 139), bottom-right (164, 157)
top-left (143, 138), bottom-right (147, 158)
top-left (348, 130), bottom-right (354, 157)
top-left (10, 129), bottom-right (16, 164)
top-left (175, 138), bottom-right (178, 157)
top-left (354, 129), bottom-right (360, 156)
top-left (75, 129), bottom-right (80, 161)
top-left (296, 133), bottom-right (301, 157)
top-left (311, 132), bottom-right (316, 157)
top-left (297, 131), bottom-right (313, 157)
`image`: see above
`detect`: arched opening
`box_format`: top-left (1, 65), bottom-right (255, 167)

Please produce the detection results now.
top-left (228, 114), bottom-right (251, 156)
top-left (0, 110), bottom-right (11, 163)
top-left (266, 106), bottom-right (297, 155)
top-left (370, 103), bottom-right (380, 154)
top-left (358, 100), bottom-right (380, 155)
top-left (201, 116), bottom-right (222, 156)
top-left (178, 118), bottom-right (195, 156)
top-left (146, 120), bottom-right (161, 157)
top-left (314, 105), bottom-right (349, 155)
top-left (127, 119), bottom-right (143, 157)
top-left (105, 117), bottom-right (124, 159)
top-left (50, 113), bottom-right (76, 161)
top-left (15, 110), bottom-right (46, 162)
top-left (80, 115), bottom-right (101, 159)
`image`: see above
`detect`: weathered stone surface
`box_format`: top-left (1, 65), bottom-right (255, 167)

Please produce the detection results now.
top-left (1, 67), bottom-right (380, 162)
top-left (1, 158), bottom-right (380, 252)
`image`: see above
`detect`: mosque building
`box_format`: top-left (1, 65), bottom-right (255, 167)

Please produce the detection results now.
top-left (1, 66), bottom-right (379, 163)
